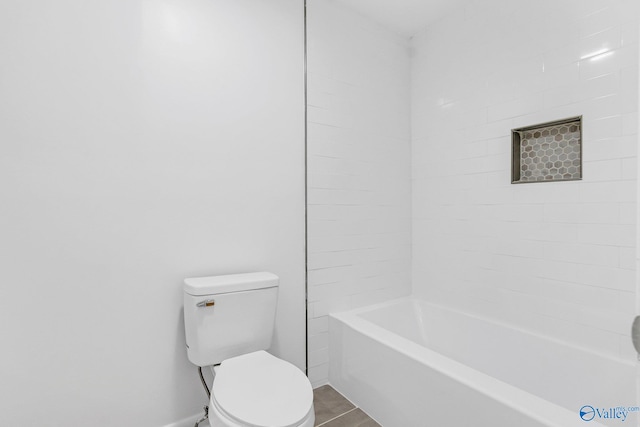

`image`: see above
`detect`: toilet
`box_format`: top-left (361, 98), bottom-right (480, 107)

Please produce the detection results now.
top-left (184, 272), bottom-right (315, 427)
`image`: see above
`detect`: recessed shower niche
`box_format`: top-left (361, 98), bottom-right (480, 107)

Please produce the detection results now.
top-left (511, 117), bottom-right (582, 184)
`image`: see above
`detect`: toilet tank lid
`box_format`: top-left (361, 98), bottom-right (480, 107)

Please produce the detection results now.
top-left (184, 272), bottom-right (278, 296)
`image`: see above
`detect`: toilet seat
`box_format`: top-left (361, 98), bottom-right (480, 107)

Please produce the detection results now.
top-left (211, 351), bottom-right (314, 427)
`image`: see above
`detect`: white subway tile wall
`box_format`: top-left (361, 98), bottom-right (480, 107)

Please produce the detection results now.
top-left (306, 0), bottom-right (412, 386)
top-left (411, 0), bottom-right (638, 361)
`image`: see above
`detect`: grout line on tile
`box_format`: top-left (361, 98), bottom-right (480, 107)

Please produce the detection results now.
top-left (316, 407), bottom-right (359, 427)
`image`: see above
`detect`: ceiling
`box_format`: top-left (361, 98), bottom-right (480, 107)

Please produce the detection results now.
top-left (332, 0), bottom-right (465, 37)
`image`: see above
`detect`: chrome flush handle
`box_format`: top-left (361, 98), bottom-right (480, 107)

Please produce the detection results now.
top-left (196, 299), bottom-right (216, 308)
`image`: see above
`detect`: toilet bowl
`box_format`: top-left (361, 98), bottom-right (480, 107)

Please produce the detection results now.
top-left (208, 351), bottom-right (314, 427)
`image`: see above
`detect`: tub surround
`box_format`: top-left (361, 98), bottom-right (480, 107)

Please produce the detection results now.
top-left (306, 0), bottom-right (639, 390)
top-left (306, 0), bottom-right (413, 387)
top-left (411, 0), bottom-right (638, 362)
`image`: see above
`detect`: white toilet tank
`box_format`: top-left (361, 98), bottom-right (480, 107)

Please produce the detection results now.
top-left (183, 272), bottom-right (279, 367)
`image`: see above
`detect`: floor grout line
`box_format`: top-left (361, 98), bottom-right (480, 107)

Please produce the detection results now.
top-left (316, 407), bottom-right (359, 427)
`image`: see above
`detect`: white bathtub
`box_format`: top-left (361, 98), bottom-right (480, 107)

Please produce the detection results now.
top-left (329, 298), bottom-right (636, 427)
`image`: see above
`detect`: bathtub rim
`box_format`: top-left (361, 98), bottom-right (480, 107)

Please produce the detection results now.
top-left (330, 296), bottom-right (610, 427)
top-left (336, 296), bottom-right (634, 367)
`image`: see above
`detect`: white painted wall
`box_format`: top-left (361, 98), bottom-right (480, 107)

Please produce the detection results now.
top-left (0, 1), bottom-right (305, 426)
top-left (411, 0), bottom-right (638, 361)
top-left (306, 0), bottom-right (412, 387)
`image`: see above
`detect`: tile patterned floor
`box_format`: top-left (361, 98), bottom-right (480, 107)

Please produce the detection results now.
top-left (313, 385), bottom-right (380, 427)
